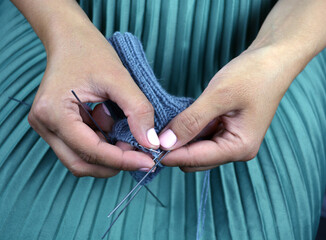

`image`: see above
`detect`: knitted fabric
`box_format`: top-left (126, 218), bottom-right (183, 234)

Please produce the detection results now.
top-left (106, 33), bottom-right (210, 235)
top-left (105, 32), bottom-right (194, 184)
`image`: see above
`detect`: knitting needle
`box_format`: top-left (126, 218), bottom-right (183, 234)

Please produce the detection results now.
top-left (72, 90), bottom-right (167, 208)
top-left (71, 90), bottom-right (112, 144)
top-left (8, 96), bottom-right (32, 107)
top-left (138, 145), bottom-right (161, 154)
top-left (106, 150), bottom-right (169, 219)
top-left (72, 90), bottom-right (168, 207)
top-left (8, 92), bottom-right (112, 145)
top-left (101, 184), bottom-right (143, 239)
top-left (144, 186), bottom-right (166, 208)
top-left (9, 92), bottom-right (167, 207)
top-left (10, 92), bottom-right (169, 236)
top-left (102, 150), bottom-right (169, 238)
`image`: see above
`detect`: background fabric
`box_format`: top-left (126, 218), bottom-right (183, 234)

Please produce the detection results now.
top-left (0, 0), bottom-right (325, 239)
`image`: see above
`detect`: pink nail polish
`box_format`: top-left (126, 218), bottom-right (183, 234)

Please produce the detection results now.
top-left (159, 129), bottom-right (177, 149)
top-left (147, 128), bottom-right (160, 146)
top-left (102, 104), bottom-right (111, 116)
top-left (138, 168), bottom-right (151, 172)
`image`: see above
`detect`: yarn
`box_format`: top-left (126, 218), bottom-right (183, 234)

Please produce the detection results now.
top-left (196, 170), bottom-right (211, 240)
top-left (105, 33), bottom-right (210, 238)
top-left (8, 32), bottom-right (210, 238)
top-left (106, 32), bottom-right (194, 184)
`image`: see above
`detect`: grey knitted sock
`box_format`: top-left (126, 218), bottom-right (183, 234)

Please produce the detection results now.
top-left (105, 32), bottom-right (194, 184)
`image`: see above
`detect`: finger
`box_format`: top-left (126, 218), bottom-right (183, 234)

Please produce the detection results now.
top-left (159, 93), bottom-right (222, 150)
top-left (106, 70), bottom-right (160, 149)
top-left (92, 103), bottom-right (114, 132)
top-left (56, 118), bottom-right (154, 171)
top-left (29, 117), bottom-right (119, 178)
top-left (78, 103), bottom-right (95, 128)
top-left (160, 131), bottom-right (244, 167)
top-left (50, 135), bottom-right (120, 178)
top-left (195, 118), bottom-right (221, 140)
top-left (180, 166), bottom-right (216, 173)
top-left (96, 131), bottom-right (134, 153)
top-left (116, 141), bottom-right (134, 151)
top-left (29, 97), bottom-right (155, 171)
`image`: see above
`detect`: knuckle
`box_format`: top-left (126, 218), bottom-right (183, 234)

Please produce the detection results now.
top-left (190, 160), bottom-right (202, 168)
top-left (69, 164), bottom-right (87, 178)
top-left (27, 112), bottom-right (36, 128)
top-left (79, 151), bottom-right (99, 165)
top-left (180, 167), bottom-right (192, 173)
top-left (116, 152), bottom-right (131, 170)
top-left (102, 170), bottom-right (120, 178)
top-left (239, 137), bottom-right (259, 161)
top-left (116, 160), bottom-right (126, 171)
top-left (176, 112), bottom-right (202, 137)
top-left (245, 146), bottom-right (259, 160)
top-left (111, 65), bottom-right (130, 79)
top-left (71, 170), bottom-right (86, 178)
top-left (30, 97), bottom-right (51, 124)
top-left (181, 145), bottom-right (201, 168)
top-left (134, 100), bottom-right (154, 117)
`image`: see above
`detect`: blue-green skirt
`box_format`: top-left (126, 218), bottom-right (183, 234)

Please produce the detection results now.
top-left (1, 0), bottom-right (326, 239)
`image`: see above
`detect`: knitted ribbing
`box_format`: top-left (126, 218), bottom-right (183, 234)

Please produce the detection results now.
top-left (106, 32), bottom-right (194, 184)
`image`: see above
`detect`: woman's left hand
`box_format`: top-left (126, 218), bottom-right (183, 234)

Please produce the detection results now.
top-left (158, 45), bottom-right (296, 172)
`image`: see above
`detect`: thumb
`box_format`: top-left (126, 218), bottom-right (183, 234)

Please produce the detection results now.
top-left (158, 94), bottom-right (219, 150)
top-left (108, 72), bottom-right (160, 149)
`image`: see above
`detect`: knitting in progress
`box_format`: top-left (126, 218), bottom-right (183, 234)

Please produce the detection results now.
top-left (8, 32), bottom-right (210, 239)
top-left (103, 33), bottom-right (210, 239)
top-left (105, 32), bottom-right (195, 184)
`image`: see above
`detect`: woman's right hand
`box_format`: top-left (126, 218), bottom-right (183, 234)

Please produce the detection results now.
top-left (13, 0), bottom-right (160, 177)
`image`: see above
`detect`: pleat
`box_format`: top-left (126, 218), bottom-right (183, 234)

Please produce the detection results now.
top-left (1, 0), bottom-right (326, 240)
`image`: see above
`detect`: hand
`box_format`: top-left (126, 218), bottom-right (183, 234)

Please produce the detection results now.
top-left (158, 0), bottom-right (326, 172)
top-left (27, 9), bottom-right (160, 178)
top-left (158, 45), bottom-right (295, 172)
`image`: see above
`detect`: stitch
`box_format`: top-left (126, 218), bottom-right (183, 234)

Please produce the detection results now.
top-left (72, 90), bottom-right (167, 202)
top-left (71, 90), bottom-right (169, 235)
top-left (105, 33), bottom-right (211, 238)
top-left (9, 33), bottom-right (211, 239)
top-left (106, 32), bottom-right (195, 184)
top-left (9, 91), bottom-right (169, 232)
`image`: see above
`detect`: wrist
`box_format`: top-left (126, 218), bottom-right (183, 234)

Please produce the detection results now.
top-left (246, 37), bottom-right (314, 86)
top-left (38, 3), bottom-right (96, 55)
top-left (246, 0), bottom-right (326, 82)
top-left (11, 0), bottom-right (97, 56)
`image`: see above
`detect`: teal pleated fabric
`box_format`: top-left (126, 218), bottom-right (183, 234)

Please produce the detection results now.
top-left (1, 0), bottom-right (326, 239)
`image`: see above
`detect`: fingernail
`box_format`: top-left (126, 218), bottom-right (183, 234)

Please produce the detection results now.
top-left (138, 168), bottom-right (151, 172)
top-left (159, 129), bottom-right (177, 149)
top-left (102, 104), bottom-right (111, 116)
top-left (147, 128), bottom-right (160, 146)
